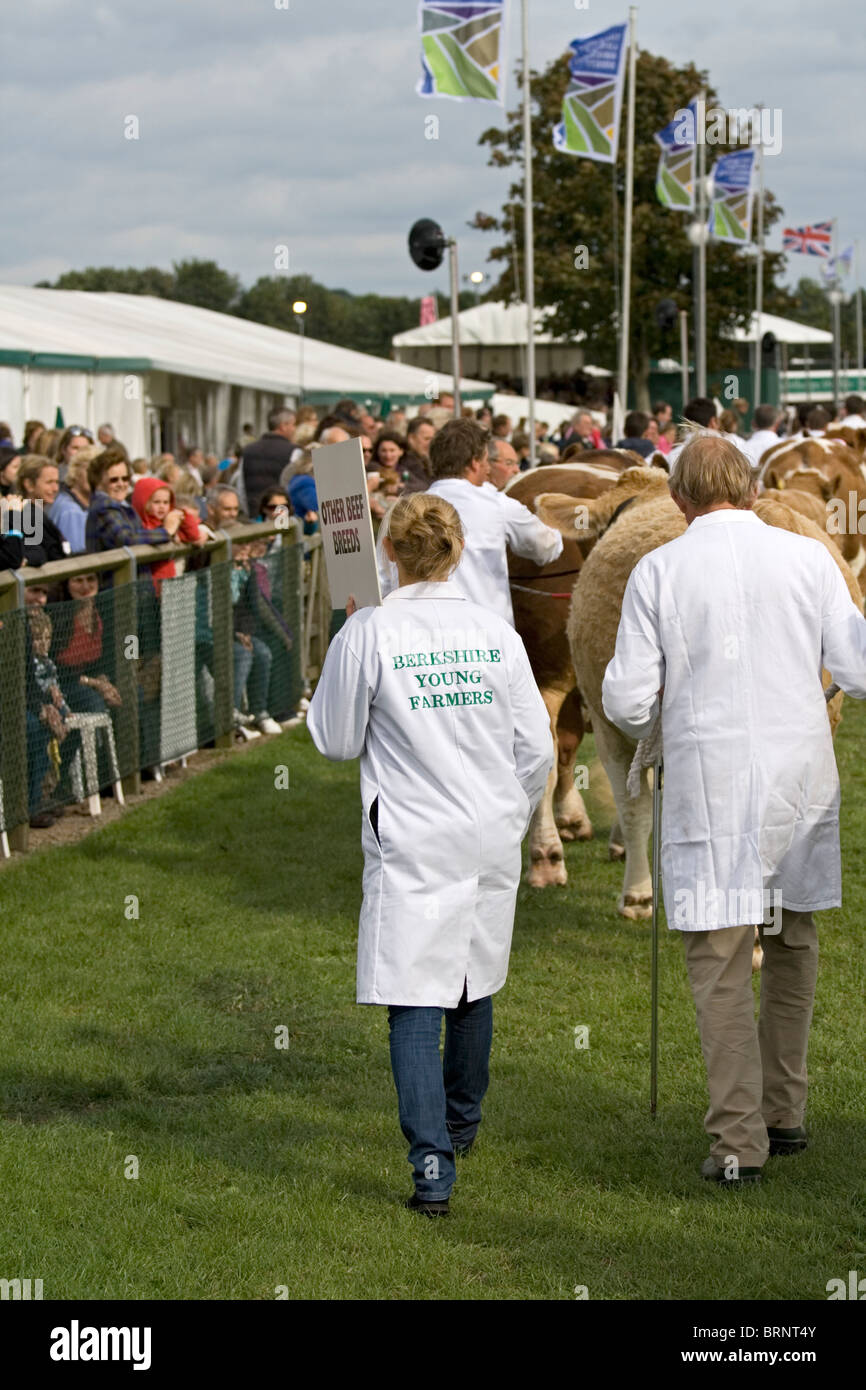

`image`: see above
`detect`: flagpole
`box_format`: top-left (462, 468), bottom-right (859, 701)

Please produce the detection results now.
top-left (754, 129), bottom-right (765, 405)
top-left (448, 238), bottom-right (462, 417)
top-left (679, 309), bottom-right (690, 408)
top-left (832, 219), bottom-right (841, 407)
top-left (856, 239), bottom-right (864, 395)
top-left (695, 90), bottom-right (707, 397)
top-left (617, 7), bottom-right (637, 414)
top-left (521, 0), bottom-right (536, 465)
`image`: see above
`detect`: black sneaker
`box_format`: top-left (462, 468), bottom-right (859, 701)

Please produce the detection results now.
top-left (29, 810), bottom-right (59, 829)
top-left (701, 1157), bottom-right (762, 1185)
top-left (767, 1125), bottom-right (807, 1156)
top-left (404, 1193), bottom-right (450, 1217)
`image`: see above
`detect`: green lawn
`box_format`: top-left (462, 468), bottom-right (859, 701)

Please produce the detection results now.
top-left (1, 701), bottom-right (865, 1301)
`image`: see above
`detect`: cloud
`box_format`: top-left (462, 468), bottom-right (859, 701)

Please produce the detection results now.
top-left (1, 0), bottom-right (863, 298)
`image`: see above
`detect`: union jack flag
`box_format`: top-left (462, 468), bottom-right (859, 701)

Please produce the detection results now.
top-left (782, 222), bottom-right (833, 257)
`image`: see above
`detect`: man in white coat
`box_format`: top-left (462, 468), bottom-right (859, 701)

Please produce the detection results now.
top-left (602, 436), bottom-right (866, 1185)
top-left (309, 493), bottom-right (553, 1215)
top-left (378, 418), bottom-right (563, 626)
top-left (667, 396), bottom-right (751, 469)
top-left (742, 403), bottom-right (782, 467)
top-left (839, 394), bottom-right (866, 429)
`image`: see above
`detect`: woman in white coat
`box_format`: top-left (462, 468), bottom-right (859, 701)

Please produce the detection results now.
top-left (308, 493), bottom-right (553, 1215)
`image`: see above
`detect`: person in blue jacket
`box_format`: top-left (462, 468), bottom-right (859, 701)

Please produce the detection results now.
top-left (288, 454), bottom-right (318, 536)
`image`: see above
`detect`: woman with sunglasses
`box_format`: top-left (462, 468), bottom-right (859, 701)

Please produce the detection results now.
top-left (256, 488), bottom-right (290, 523)
top-left (85, 447), bottom-right (186, 559)
top-left (56, 425), bottom-right (96, 481)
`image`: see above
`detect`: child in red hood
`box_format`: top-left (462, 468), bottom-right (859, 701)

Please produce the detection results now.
top-left (131, 478), bottom-right (204, 595)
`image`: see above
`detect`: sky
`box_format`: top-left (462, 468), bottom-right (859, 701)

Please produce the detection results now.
top-left (2, 0), bottom-right (864, 306)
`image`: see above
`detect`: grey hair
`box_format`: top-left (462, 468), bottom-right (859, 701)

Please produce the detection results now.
top-left (205, 484), bottom-right (239, 507)
top-left (668, 435), bottom-right (757, 509)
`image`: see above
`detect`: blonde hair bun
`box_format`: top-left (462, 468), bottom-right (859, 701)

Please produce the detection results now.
top-left (386, 493), bottom-right (464, 582)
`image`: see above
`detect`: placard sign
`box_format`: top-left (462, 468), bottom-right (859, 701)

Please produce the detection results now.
top-left (313, 437), bottom-right (382, 610)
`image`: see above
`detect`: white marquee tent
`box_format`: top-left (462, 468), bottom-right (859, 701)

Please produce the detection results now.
top-left (0, 286), bottom-right (494, 458)
top-left (392, 300), bottom-right (596, 383)
top-left (727, 312), bottom-right (833, 348)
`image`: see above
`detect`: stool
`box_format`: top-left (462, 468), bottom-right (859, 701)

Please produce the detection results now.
top-left (0, 778), bottom-right (9, 859)
top-left (67, 713), bottom-right (126, 817)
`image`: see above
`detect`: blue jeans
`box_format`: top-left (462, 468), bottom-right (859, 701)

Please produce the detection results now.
top-left (387, 986), bottom-right (493, 1202)
top-left (233, 636), bottom-right (272, 714)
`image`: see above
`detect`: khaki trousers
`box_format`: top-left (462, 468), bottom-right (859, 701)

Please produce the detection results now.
top-left (681, 910), bottom-right (818, 1168)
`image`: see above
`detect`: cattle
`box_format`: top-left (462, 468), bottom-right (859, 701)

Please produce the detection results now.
top-left (505, 451), bottom-right (646, 886)
top-left (826, 423), bottom-right (866, 456)
top-left (535, 467), bottom-right (860, 926)
top-left (760, 437), bottom-right (866, 586)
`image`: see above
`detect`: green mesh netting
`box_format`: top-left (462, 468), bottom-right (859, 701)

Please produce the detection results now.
top-left (1, 534), bottom-right (304, 836)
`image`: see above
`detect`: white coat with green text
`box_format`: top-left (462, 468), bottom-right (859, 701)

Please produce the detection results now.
top-left (307, 581), bottom-right (554, 1006)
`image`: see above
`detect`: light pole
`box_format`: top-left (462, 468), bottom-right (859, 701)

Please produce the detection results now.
top-left (293, 300), bottom-right (307, 406)
top-left (827, 287), bottom-right (843, 406)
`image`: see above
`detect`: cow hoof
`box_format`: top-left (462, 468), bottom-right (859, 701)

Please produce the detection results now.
top-left (528, 858), bottom-right (569, 888)
top-left (608, 842), bottom-right (626, 861)
top-left (619, 892), bottom-right (653, 920)
top-left (752, 944), bottom-right (764, 972)
top-left (557, 819), bottom-right (594, 843)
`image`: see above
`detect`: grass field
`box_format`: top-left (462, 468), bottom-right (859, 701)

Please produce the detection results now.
top-left (1, 700), bottom-right (865, 1302)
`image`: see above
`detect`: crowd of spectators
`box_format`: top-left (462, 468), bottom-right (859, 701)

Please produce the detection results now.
top-left (1, 388), bottom-right (861, 832)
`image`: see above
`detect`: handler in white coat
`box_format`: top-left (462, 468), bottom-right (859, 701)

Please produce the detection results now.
top-left (377, 418), bottom-right (563, 626)
top-left (602, 436), bottom-right (866, 1184)
top-left (308, 492), bottom-right (553, 1215)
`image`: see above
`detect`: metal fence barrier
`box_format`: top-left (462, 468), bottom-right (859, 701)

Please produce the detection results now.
top-left (0, 519), bottom-right (317, 855)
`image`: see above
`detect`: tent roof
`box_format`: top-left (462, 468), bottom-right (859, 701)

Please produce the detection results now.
top-left (726, 312), bottom-right (833, 346)
top-left (393, 301), bottom-right (834, 352)
top-left (393, 300), bottom-right (583, 348)
top-left (0, 286), bottom-right (493, 400)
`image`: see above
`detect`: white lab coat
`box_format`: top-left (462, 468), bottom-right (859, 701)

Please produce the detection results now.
top-left (377, 478), bottom-right (563, 625)
top-left (742, 428), bottom-right (781, 466)
top-left (307, 581), bottom-right (554, 1004)
top-left (602, 509), bottom-right (866, 929)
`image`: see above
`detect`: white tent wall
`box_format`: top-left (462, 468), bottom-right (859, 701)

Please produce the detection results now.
top-left (0, 367), bottom-right (23, 434)
top-left (489, 394), bottom-right (594, 436)
top-left (398, 342), bottom-right (585, 382)
top-left (0, 366), bottom-right (146, 454)
top-left (20, 370), bottom-right (88, 438)
top-left (90, 373), bottom-right (147, 455)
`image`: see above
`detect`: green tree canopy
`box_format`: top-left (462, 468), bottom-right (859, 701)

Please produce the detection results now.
top-left (789, 276), bottom-right (863, 364)
top-left (171, 259), bottom-right (242, 314)
top-left (35, 265), bottom-right (175, 297)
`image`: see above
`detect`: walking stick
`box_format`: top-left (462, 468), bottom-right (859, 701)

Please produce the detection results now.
top-left (650, 755), bottom-right (663, 1118)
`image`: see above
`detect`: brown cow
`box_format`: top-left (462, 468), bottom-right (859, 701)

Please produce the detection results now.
top-left (762, 440), bottom-right (866, 586)
top-left (536, 471), bottom-right (860, 921)
top-left (505, 451), bottom-right (646, 885)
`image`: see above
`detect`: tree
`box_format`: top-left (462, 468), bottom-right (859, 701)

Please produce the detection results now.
top-left (171, 259), bottom-right (241, 314)
top-left (35, 265), bottom-right (175, 297)
top-left (789, 276), bottom-right (864, 365)
top-left (472, 49), bottom-right (794, 408)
